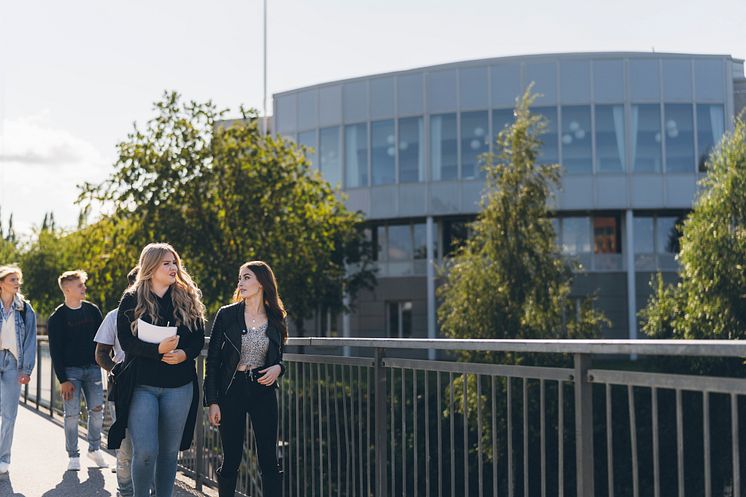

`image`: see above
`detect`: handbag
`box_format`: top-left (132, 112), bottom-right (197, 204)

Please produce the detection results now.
top-left (107, 357), bottom-right (135, 402)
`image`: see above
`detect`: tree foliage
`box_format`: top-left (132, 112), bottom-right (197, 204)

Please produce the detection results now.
top-left (75, 91), bottom-right (375, 331)
top-left (437, 88), bottom-right (607, 361)
top-left (642, 118), bottom-right (746, 339)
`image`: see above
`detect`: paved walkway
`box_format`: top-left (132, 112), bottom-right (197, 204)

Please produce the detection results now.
top-left (0, 404), bottom-right (216, 497)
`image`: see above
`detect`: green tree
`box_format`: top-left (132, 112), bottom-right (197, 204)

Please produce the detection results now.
top-left (642, 118), bottom-right (746, 339)
top-left (437, 88), bottom-right (608, 361)
top-left (0, 208), bottom-right (19, 263)
top-left (79, 91), bottom-right (375, 331)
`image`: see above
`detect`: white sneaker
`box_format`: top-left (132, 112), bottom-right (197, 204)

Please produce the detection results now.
top-left (87, 450), bottom-right (109, 468)
top-left (67, 457), bottom-right (80, 471)
top-left (0, 462), bottom-right (9, 474)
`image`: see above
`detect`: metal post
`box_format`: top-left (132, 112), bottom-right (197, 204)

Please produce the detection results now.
top-left (374, 348), bottom-right (388, 497)
top-left (50, 354), bottom-right (56, 417)
top-left (426, 216), bottom-right (437, 360)
top-left (194, 355), bottom-right (205, 491)
top-left (36, 340), bottom-right (42, 410)
top-left (625, 209), bottom-right (638, 345)
top-left (574, 353), bottom-right (594, 497)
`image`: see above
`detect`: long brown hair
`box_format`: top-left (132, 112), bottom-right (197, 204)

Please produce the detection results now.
top-left (128, 243), bottom-right (205, 335)
top-left (233, 261), bottom-right (288, 344)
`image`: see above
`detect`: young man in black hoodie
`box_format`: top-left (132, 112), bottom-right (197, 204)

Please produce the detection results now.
top-left (48, 270), bottom-right (108, 471)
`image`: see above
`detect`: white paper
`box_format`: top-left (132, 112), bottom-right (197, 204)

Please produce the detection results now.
top-left (137, 319), bottom-right (177, 344)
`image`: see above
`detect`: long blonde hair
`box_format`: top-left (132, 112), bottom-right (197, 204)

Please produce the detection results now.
top-left (0, 265), bottom-right (25, 304)
top-left (127, 243), bottom-right (205, 335)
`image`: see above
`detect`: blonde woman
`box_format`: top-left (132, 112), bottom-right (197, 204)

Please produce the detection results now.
top-left (0, 265), bottom-right (36, 474)
top-left (109, 244), bottom-right (205, 497)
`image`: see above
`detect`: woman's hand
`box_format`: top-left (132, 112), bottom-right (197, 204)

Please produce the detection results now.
top-left (258, 364), bottom-right (281, 386)
top-left (18, 374), bottom-right (30, 385)
top-left (161, 349), bottom-right (187, 365)
top-left (158, 335), bottom-right (180, 354)
top-left (208, 404), bottom-right (221, 426)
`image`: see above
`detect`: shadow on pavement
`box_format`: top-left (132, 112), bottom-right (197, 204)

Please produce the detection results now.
top-left (0, 473), bottom-right (27, 497)
top-left (40, 468), bottom-right (112, 497)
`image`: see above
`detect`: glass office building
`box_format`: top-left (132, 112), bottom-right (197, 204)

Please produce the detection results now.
top-left (273, 52), bottom-right (746, 340)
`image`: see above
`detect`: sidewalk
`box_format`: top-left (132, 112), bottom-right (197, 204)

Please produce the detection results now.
top-left (0, 404), bottom-right (216, 497)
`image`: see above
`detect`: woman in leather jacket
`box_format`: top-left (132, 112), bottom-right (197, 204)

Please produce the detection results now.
top-left (204, 261), bottom-right (288, 497)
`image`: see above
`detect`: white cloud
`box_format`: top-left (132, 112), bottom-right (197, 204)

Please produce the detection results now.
top-left (0, 111), bottom-right (113, 236)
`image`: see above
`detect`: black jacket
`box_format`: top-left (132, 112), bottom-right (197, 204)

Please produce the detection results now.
top-left (203, 301), bottom-right (286, 406)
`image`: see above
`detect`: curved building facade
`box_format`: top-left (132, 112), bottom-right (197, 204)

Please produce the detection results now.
top-left (272, 52), bottom-right (746, 340)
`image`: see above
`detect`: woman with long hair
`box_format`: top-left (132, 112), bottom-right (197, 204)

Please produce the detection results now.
top-left (110, 243), bottom-right (205, 497)
top-left (204, 261), bottom-right (288, 497)
top-left (0, 265), bottom-right (36, 474)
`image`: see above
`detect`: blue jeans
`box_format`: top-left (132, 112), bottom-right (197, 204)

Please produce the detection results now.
top-left (0, 350), bottom-right (22, 464)
top-left (128, 383), bottom-right (192, 497)
top-left (110, 403), bottom-right (134, 497)
top-left (62, 365), bottom-right (104, 457)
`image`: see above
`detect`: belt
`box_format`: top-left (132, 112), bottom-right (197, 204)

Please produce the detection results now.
top-left (241, 367), bottom-right (265, 382)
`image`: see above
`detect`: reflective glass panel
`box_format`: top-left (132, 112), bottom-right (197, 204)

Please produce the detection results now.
top-left (633, 217), bottom-right (655, 270)
top-left (492, 108), bottom-right (515, 146)
top-left (533, 107), bottom-right (558, 165)
top-left (662, 59), bottom-right (692, 101)
top-left (695, 59), bottom-right (725, 101)
top-left (398, 73), bottom-right (423, 116)
top-left (319, 126), bottom-right (341, 186)
top-left (387, 225), bottom-right (413, 261)
top-left (560, 60), bottom-right (591, 103)
top-left (491, 63), bottom-right (521, 107)
top-left (525, 62), bottom-right (557, 105)
top-left (430, 113), bottom-right (458, 181)
top-left (595, 105), bottom-right (626, 172)
top-left (398, 117), bottom-right (425, 183)
top-left (593, 216), bottom-right (621, 253)
top-left (428, 70), bottom-right (458, 113)
top-left (298, 130), bottom-right (317, 167)
top-left (413, 223), bottom-right (429, 260)
top-left (696, 104), bottom-right (725, 171)
top-left (656, 217), bottom-right (680, 254)
top-left (631, 104), bottom-right (662, 172)
top-left (371, 120), bottom-right (396, 185)
top-left (664, 104), bottom-right (695, 173)
top-left (345, 123), bottom-right (368, 187)
top-left (370, 77), bottom-right (395, 119)
top-left (561, 217), bottom-right (591, 255)
top-left (561, 106), bottom-right (592, 173)
top-left (460, 66), bottom-right (488, 110)
top-left (460, 111), bottom-right (489, 179)
top-left (376, 225), bottom-right (387, 261)
top-left (593, 59), bottom-right (625, 103)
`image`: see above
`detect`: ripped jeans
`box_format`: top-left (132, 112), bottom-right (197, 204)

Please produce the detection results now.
top-left (62, 365), bottom-right (104, 457)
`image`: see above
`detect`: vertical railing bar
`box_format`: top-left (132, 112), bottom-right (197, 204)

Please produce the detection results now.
top-left (652, 387), bottom-right (660, 497)
top-left (343, 364), bottom-right (351, 497)
top-left (573, 354), bottom-right (595, 497)
top-left (350, 365), bottom-right (358, 497)
top-left (325, 364), bottom-right (332, 497)
top-left (49, 352), bottom-right (56, 417)
top-left (731, 393), bottom-right (740, 497)
top-left (464, 373), bottom-right (470, 497)
top-left (333, 365), bottom-right (342, 497)
top-left (374, 348), bottom-right (388, 497)
top-left (628, 385), bottom-right (639, 497)
top-left (425, 370), bottom-right (431, 497)
top-left (478, 374), bottom-right (484, 497)
top-left (450, 372), bottom-right (456, 497)
top-left (492, 376), bottom-right (498, 497)
top-left (296, 363), bottom-right (301, 497)
top-left (391, 368), bottom-right (396, 497)
top-left (676, 388), bottom-right (684, 497)
top-left (367, 367), bottom-right (372, 497)
top-left (402, 368), bottom-right (407, 497)
top-left (318, 363), bottom-right (324, 497)
top-left (359, 366), bottom-right (364, 497)
top-left (281, 361), bottom-right (286, 496)
top-left (540, 379), bottom-right (546, 497)
top-left (606, 384), bottom-right (615, 497)
top-left (311, 364), bottom-right (317, 497)
top-left (523, 378), bottom-right (528, 497)
top-left (414, 368), bottom-right (419, 497)
top-left (194, 356), bottom-right (205, 491)
top-left (438, 371), bottom-right (443, 497)
top-left (35, 340), bottom-right (41, 409)
top-left (703, 391), bottom-right (711, 497)
top-left (508, 377), bottom-right (514, 497)
top-left (558, 381), bottom-right (564, 497)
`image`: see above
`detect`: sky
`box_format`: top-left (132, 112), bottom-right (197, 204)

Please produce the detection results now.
top-left (0, 0), bottom-right (744, 236)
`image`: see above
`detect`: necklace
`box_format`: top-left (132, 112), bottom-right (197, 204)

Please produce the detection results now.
top-left (244, 310), bottom-right (267, 331)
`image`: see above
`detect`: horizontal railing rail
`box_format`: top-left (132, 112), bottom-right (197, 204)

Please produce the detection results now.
top-left (23, 336), bottom-right (746, 497)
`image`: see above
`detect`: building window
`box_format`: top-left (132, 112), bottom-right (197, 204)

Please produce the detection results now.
top-left (442, 218), bottom-right (470, 256)
top-left (345, 123), bottom-right (368, 187)
top-left (492, 108), bottom-right (515, 148)
top-left (561, 106), bottom-right (592, 174)
top-left (593, 215), bottom-right (622, 270)
top-left (297, 130), bottom-right (317, 167)
top-left (634, 214), bottom-right (683, 270)
top-left (595, 105), bottom-right (626, 173)
top-left (387, 301), bottom-right (413, 338)
top-left (664, 104), bottom-right (695, 173)
top-left (430, 113), bottom-right (458, 181)
top-left (533, 107), bottom-right (559, 165)
top-left (319, 126), bottom-right (341, 186)
top-left (371, 119), bottom-right (396, 185)
top-left (461, 111), bottom-right (489, 179)
top-left (413, 223), bottom-right (437, 260)
top-left (696, 104), bottom-right (725, 172)
top-left (561, 216), bottom-right (592, 269)
top-left (398, 116), bottom-right (425, 183)
top-left (631, 104), bottom-right (663, 172)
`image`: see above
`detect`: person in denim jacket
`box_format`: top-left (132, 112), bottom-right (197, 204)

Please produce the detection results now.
top-left (0, 264), bottom-right (37, 475)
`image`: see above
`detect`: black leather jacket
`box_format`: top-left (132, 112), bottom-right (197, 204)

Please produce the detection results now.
top-left (203, 301), bottom-right (286, 406)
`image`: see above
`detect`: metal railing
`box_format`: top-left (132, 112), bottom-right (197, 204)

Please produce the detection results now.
top-left (23, 336), bottom-right (746, 497)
